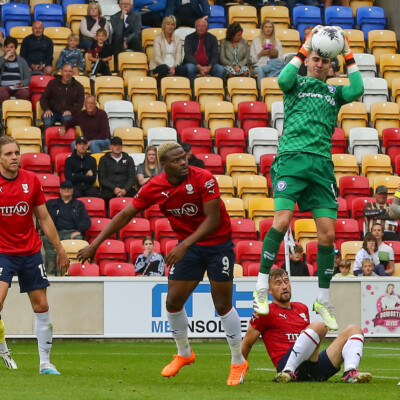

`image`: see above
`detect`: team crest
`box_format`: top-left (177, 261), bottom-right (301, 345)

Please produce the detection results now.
top-left (22, 184), bottom-right (29, 193)
top-left (327, 85), bottom-right (336, 94)
top-left (276, 180), bottom-right (287, 191)
top-left (186, 184), bottom-right (194, 194)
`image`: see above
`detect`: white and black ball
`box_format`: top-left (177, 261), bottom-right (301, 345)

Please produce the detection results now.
top-left (312, 26), bottom-right (345, 59)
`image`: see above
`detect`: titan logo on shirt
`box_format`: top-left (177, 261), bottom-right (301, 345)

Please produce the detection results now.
top-left (0, 201), bottom-right (30, 217)
top-left (167, 203), bottom-right (198, 216)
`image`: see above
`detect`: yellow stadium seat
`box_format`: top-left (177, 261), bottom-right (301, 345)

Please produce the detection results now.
top-left (227, 77), bottom-right (258, 112)
top-left (137, 101), bottom-right (168, 136)
top-left (349, 0), bottom-right (374, 17)
top-left (393, 263), bottom-right (400, 276)
top-left (392, 77), bottom-right (400, 107)
top-left (247, 197), bottom-right (274, 230)
top-left (332, 154), bottom-right (359, 185)
top-left (128, 76), bottom-right (158, 112)
top-left (338, 102), bottom-right (368, 137)
top-left (94, 76), bottom-right (124, 109)
top-left (370, 102), bottom-right (400, 137)
top-left (380, 54), bottom-right (400, 90)
top-left (84, 53), bottom-right (114, 75)
top-left (67, 3), bottom-right (88, 35)
top-left (194, 77), bottom-right (225, 113)
top-left (61, 239), bottom-right (89, 264)
top-left (368, 30), bottom-right (398, 66)
top-left (2, 99), bottom-right (33, 136)
top-left (372, 175), bottom-right (400, 196)
top-left (222, 197), bottom-right (246, 219)
top-left (30, 0), bottom-right (52, 13)
top-left (242, 28), bottom-right (260, 45)
top-left (294, 219), bottom-right (317, 248)
top-left (11, 126), bottom-right (42, 154)
top-left (228, 5), bottom-right (258, 29)
top-left (208, 28), bottom-right (226, 45)
top-left (361, 154), bottom-right (392, 178)
top-left (326, 77), bottom-right (350, 86)
top-left (340, 240), bottom-right (363, 270)
top-left (233, 263), bottom-right (244, 277)
top-left (226, 153), bottom-right (257, 186)
top-left (118, 52), bottom-right (148, 86)
top-left (161, 76), bottom-right (192, 112)
top-left (260, 77), bottom-right (283, 113)
top-left (275, 29), bottom-right (301, 54)
top-left (215, 175), bottom-right (235, 197)
top-left (113, 127), bottom-right (144, 153)
top-left (74, 75), bottom-right (91, 98)
top-left (10, 26), bottom-right (32, 49)
top-left (260, 5), bottom-right (290, 29)
top-left (141, 27), bottom-right (162, 61)
top-left (236, 175), bottom-right (268, 209)
top-left (344, 29), bottom-right (366, 53)
top-left (204, 101), bottom-right (235, 138)
top-left (44, 27), bottom-right (72, 70)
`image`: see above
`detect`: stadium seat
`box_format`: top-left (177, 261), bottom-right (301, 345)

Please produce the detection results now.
top-left (351, 196), bottom-right (375, 233)
top-left (331, 128), bottom-right (347, 154)
top-left (353, 53), bottom-right (377, 78)
top-left (68, 262), bottom-right (99, 277)
top-left (34, 4), bottom-right (64, 27)
top-left (108, 197), bottom-right (134, 219)
top-left (101, 3), bottom-right (120, 20)
top-left (86, 217), bottom-right (114, 243)
top-left (305, 241), bottom-right (319, 274)
top-left (10, 25), bottom-right (32, 47)
top-left (61, 0), bottom-right (85, 15)
top-left (171, 101), bottom-right (202, 138)
top-left (215, 175), bottom-right (235, 197)
top-left (338, 102), bottom-right (368, 137)
top-left (147, 127), bottom-right (177, 147)
top-left (247, 197), bottom-right (275, 230)
top-left (236, 175), bottom-right (268, 209)
top-left (113, 127), bottom-right (144, 154)
top-left (370, 102), bottom-right (400, 137)
top-left (340, 240), bottom-right (363, 265)
top-left (356, 6), bottom-right (387, 40)
top-left (128, 76), bottom-right (158, 112)
top-left (380, 54), bottom-right (400, 90)
top-left (242, 28), bottom-right (260, 45)
top-left (181, 128), bottom-right (212, 155)
top-left (385, 241), bottom-right (400, 263)
top-left (275, 28), bottom-right (301, 54)
top-left (208, 28), bottom-right (227, 44)
top-left (226, 77), bottom-right (258, 112)
top-left (292, 6), bottom-right (322, 40)
top-left (164, 239), bottom-right (179, 257)
top-left (78, 197), bottom-right (106, 218)
top-left (36, 173), bottom-right (60, 200)
top-left (260, 5), bottom-right (290, 29)
top-left (228, 5), bottom-right (258, 29)
top-left (94, 76), bottom-right (124, 109)
top-left (332, 153), bottom-right (359, 184)
top-left (225, 153), bottom-right (257, 186)
top-left (344, 28), bottom-right (366, 53)
top-left (222, 197), bottom-right (245, 219)
top-left (215, 128), bottom-right (246, 164)
top-left (104, 100), bottom-right (135, 135)
top-left (334, 218), bottom-right (360, 248)
top-left (271, 101), bottom-right (284, 137)
top-left (194, 77), bottom-right (225, 113)
top-left (21, 153), bottom-right (52, 174)
top-left (259, 218), bottom-right (274, 240)
top-left (196, 153), bottom-right (224, 174)
top-left (105, 262), bottom-right (135, 276)
top-left (154, 218), bottom-right (178, 254)
top-left (118, 52), bottom-right (149, 85)
top-left (339, 175), bottom-right (371, 210)
top-left (230, 218), bottom-right (257, 245)
top-left (349, 0), bottom-right (374, 17)
top-left (326, 77), bottom-right (350, 86)
top-left (161, 77), bottom-right (192, 112)
top-left (119, 217), bottom-right (151, 252)
top-left (1, 3), bottom-right (31, 36)
top-left (61, 239), bottom-right (89, 264)
top-left (235, 240), bottom-right (263, 274)
top-left (237, 101), bottom-right (269, 139)
top-left (95, 239), bottom-right (126, 275)
top-left (2, 99), bottom-right (33, 136)
top-left (325, 6), bottom-right (354, 29)
top-left (66, 3), bottom-right (88, 34)
top-left (260, 77), bottom-right (283, 113)
top-left (348, 127), bottom-right (380, 164)
top-left (233, 263), bottom-right (244, 277)
top-left (361, 77), bottom-right (389, 113)
top-left (391, 78), bottom-right (400, 107)
top-left (141, 27), bottom-right (162, 61)
top-left (360, 153), bottom-right (392, 178)
top-left (129, 239), bottom-right (161, 264)
top-left (44, 26), bottom-right (71, 69)
top-left (11, 126), bottom-right (42, 154)
top-left (55, 152), bottom-right (72, 182)
top-left (137, 101), bottom-right (168, 136)
top-left (382, 127), bottom-right (400, 163)
top-left (372, 175), bottom-right (400, 196)
top-left (259, 153), bottom-right (277, 193)
top-left (294, 219), bottom-right (318, 248)
top-left (144, 204), bottom-right (163, 232)
top-left (73, 75), bottom-right (91, 98)
top-left (248, 127), bottom-right (279, 164)
top-left (204, 101), bottom-right (235, 137)
top-left (29, 74), bottom-right (54, 111)
top-left (367, 29), bottom-right (397, 66)
top-left (208, 5), bottom-right (226, 29)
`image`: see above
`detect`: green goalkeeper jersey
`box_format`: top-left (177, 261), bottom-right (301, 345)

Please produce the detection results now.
top-left (277, 63), bottom-right (364, 159)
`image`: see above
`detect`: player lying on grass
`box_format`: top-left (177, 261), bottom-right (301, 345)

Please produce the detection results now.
top-left (253, 26), bottom-right (364, 331)
top-left (78, 141), bottom-right (248, 385)
top-left (243, 269), bottom-right (371, 383)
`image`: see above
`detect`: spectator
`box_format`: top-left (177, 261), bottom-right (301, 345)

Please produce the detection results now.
top-left (0, 30), bottom-right (5, 57)
top-left (250, 19), bottom-right (283, 88)
top-left (165, 0), bottom-right (210, 28)
top-left (364, 185), bottom-right (400, 241)
top-left (183, 18), bottom-right (224, 88)
top-left (40, 64), bottom-right (85, 128)
top-left (79, 1), bottom-right (110, 52)
top-left (56, 33), bottom-right (85, 75)
top-left (181, 142), bottom-right (205, 168)
top-left (87, 28), bottom-right (113, 79)
top-left (98, 136), bottom-right (137, 206)
top-left (262, 47), bottom-right (286, 77)
top-left (149, 15), bottom-right (186, 84)
top-left (371, 223), bottom-right (395, 276)
top-left (136, 145), bottom-right (163, 187)
top-left (220, 22), bottom-right (250, 79)
top-left (282, 243), bottom-right (310, 276)
top-left (353, 233), bottom-right (381, 276)
top-left (110, 0), bottom-right (143, 68)
top-left (135, 236), bottom-right (165, 276)
top-left (332, 248), bottom-right (342, 274)
top-left (60, 95), bottom-right (111, 154)
top-left (334, 259), bottom-right (354, 277)
top-left (358, 258), bottom-right (378, 277)
top-left (64, 136), bottom-right (99, 198)
top-left (134, 0), bottom-right (166, 27)
top-left (0, 36), bottom-right (30, 102)
top-left (42, 180), bottom-right (91, 275)
top-left (20, 21), bottom-right (53, 76)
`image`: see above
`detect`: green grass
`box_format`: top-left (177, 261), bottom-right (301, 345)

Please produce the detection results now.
top-left (1, 341), bottom-right (399, 400)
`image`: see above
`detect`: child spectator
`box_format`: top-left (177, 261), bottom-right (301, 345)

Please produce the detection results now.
top-left (359, 259), bottom-right (378, 277)
top-left (56, 33), bottom-right (85, 75)
top-left (88, 28), bottom-right (112, 79)
top-left (263, 47), bottom-right (286, 77)
top-left (334, 260), bottom-right (354, 278)
top-left (282, 244), bottom-right (310, 277)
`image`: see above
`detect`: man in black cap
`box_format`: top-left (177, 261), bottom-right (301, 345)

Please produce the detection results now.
top-left (364, 185), bottom-right (400, 241)
top-left (181, 142), bottom-right (205, 169)
top-left (64, 136), bottom-right (100, 198)
top-left (98, 136), bottom-right (137, 206)
top-left (42, 180), bottom-right (91, 275)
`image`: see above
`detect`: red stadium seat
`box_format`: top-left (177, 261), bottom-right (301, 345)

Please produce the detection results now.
top-left (181, 127), bottom-right (212, 155)
top-left (351, 197), bottom-right (375, 233)
top-left (339, 175), bottom-right (371, 210)
top-left (45, 126), bottom-right (75, 162)
top-left (337, 197), bottom-right (349, 218)
top-left (306, 263), bottom-right (314, 276)
top-left (105, 262), bottom-right (135, 276)
top-left (109, 197), bottom-right (134, 218)
top-left (215, 128), bottom-right (246, 164)
top-left (154, 218), bottom-right (179, 254)
top-left (382, 127), bottom-right (400, 164)
top-left (120, 217), bottom-right (151, 252)
top-left (196, 153), bottom-right (224, 174)
top-left (170, 101), bottom-right (201, 138)
top-left (29, 75), bottom-right (54, 111)
top-left (305, 240), bottom-right (318, 274)
top-left (77, 197), bottom-right (106, 218)
top-left (129, 239), bottom-right (161, 264)
top-left (21, 152), bottom-right (52, 173)
top-left (395, 154), bottom-right (400, 176)
top-left (86, 217), bottom-right (114, 243)
top-left (275, 241), bottom-right (286, 268)
top-left (259, 153), bottom-right (276, 193)
top-left (384, 241), bottom-right (400, 262)
top-left (237, 101), bottom-right (269, 138)
top-left (54, 152), bottom-right (71, 182)
top-left (331, 127), bottom-right (347, 154)
top-left (334, 218), bottom-right (360, 248)
top-left (259, 218), bottom-right (274, 240)
top-left (235, 240), bottom-right (263, 275)
top-left (246, 262), bottom-right (260, 276)
top-left (164, 239), bottom-right (179, 256)
top-left (144, 204), bottom-right (164, 233)
top-left (230, 218), bottom-right (257, 244)
top-left (95, 239), bottom-right (126, 275)
top-left (36, 173), bottom-right (60, 200)
top-left (68, 262), bottom-right (100, 276)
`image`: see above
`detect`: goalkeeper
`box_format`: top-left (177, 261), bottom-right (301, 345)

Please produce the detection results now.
top-left (253, 27), bottom-right (364, 331)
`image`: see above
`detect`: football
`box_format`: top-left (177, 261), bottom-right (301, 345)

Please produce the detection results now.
top-left (311, 26), bottom-right (345, 59)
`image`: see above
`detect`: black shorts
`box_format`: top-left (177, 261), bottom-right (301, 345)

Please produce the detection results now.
top-left (277, 347), bottom-right (340, 382)
top-left (0, 250), bottom-right (50, 293)
top-left (168, 239), bottom-right (235, 282)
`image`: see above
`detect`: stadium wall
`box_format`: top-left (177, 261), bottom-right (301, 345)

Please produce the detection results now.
top-left (3, 278), bottom-right (400, 338)
top-left (377, 0), bottom-right (400, 38)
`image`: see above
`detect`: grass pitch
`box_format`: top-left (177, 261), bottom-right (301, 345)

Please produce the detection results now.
top-left (1, 340), bottom-right (399, 400)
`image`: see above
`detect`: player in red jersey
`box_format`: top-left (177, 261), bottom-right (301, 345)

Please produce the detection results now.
top-left (0, 137), bottom-right (70, 374)
top-left (78, 141), bottom-right (248, 385)
top-left (242, 269), bottom-right (372, 383)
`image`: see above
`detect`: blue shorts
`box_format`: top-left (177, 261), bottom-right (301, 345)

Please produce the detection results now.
top-left (0, 251), bottom-right (50, 293)
top-left (168, 239), bottom-right (235, 282)
top-left (277, 347), bottom-right (340, 382)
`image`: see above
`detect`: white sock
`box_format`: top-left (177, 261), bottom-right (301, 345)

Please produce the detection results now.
top-left (35, 311), bottom-right (53, 367)
top-left (167, 309), bottom-right (191, 357)
top-left (317, 288), bottom-right (330, 304)
top-left (256, 272), bottom-right (269, 291)
top-left (342, 334), bottom-right (364, 371)
top-left (284, 328), bottom-right (320, 373)
top-left (220, 307), bottom-right (245, 365)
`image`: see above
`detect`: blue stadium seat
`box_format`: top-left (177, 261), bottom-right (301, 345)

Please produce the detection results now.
top-left (34, 4), bottom-right (64, 28)
top-left (292, 6), bottom-right (322, 40)
top-left (1, 3), bottom-right (31, 37)
top-left (61, 0), bottom-right (86, 15)
top-left (324, 6), bottom-right (354, 29)
top-left (208, 5), bottom-right (226, 29)
top-left (356, 6), bottom-right (386, 40)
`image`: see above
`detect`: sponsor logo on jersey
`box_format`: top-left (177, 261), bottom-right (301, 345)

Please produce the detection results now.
top-left (299, 312), bottom-right (308, 322)
top-left (0, 201), bottom-right (30, 217)
top-left (327, 85), bottom-right (336, 94)
top-left (285, 332), bottom-right (300, 341)
top-left (276, 180), bottom-right (287, 191)
top-left (22, 184), bottom-right (29, 193)
top-left (278, 313), bottom-right (287, 319)
top-left (161, 191), bottom-right (169, 198)
top-left (167, 203), bottom-right (199, 216)
top-left (186, 184), bottom-right (194, 194)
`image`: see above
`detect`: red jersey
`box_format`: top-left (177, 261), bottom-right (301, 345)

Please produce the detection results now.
top-left (0, 169), bottom-right (46, 256)
top-left (250, 302), bottom-right (310, 368)
top-left (132, 166), bottom-right (232, 245)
